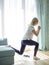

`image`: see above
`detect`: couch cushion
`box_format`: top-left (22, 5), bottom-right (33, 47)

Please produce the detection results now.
top-left (0, 38), bottom-right (7, 45)
top-left (0, 46), bottom-right (15, 57)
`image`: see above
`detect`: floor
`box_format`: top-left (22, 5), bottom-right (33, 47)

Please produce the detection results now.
top-left (13, 50), bottom-right (49, 65)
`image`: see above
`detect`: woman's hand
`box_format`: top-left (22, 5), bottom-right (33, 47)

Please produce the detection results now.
top-left (38, 26), bottom-right (41, 30)
top-left (32, 26), bottom-right (41, 36)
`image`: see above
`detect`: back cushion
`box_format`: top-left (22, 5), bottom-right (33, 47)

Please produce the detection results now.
top-left (0, 38), bottom-right (7, 45)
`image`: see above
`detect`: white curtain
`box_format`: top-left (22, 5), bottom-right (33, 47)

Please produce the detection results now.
top-left (0, 9), bottom-right (2, 39)
top-left (0, 0), bottom-right (4, 39)
top-left (3, 0), bottom-right (37, 50)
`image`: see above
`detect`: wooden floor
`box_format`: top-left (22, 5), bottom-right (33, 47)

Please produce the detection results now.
top-left (14, 50), bottom-right (49, 65)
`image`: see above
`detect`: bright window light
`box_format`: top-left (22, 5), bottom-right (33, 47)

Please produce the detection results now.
top-left (4, 0), bottom-right (37, 50)
top-left (0, 10), bottom-right (2, 39)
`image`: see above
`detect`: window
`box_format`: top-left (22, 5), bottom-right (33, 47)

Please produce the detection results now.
top-left (4, 0), bottom-right (37, 50)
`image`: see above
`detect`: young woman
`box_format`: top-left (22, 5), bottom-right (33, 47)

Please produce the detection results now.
top-left (11, 17), bottom-right (41, 60)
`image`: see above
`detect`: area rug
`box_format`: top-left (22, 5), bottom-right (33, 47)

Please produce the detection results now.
top-left (13, 51), bottom-right (49, 65)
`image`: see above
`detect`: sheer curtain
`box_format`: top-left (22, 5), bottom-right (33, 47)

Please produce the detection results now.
top-left (0, 9), bottom-right (2, 39)
top-left (0, 0), bottom-right (4, 39)
top-left (4, 0), bottom-right (37, 50)
top-left (36, 0), bottom-right (47, 50)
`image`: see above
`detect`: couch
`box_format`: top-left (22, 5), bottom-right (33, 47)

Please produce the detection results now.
top-left (0, 38), bottom-right (15, 65)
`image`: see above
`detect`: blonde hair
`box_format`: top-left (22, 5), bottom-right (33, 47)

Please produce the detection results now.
top-left (31, 17), bottom-right (38, 25)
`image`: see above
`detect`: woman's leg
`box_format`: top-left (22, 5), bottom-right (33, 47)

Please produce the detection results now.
top-left (19, 44), bottom-right (26, 55)
top-left (22, 40), bottom-right (39, 56)
top-left (11, 43), bottom-right (26, 55)
top-left (34, 42), bottom-right (39, 56)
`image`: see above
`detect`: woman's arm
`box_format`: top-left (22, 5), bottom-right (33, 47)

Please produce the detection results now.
top-left (32, 26), bottom-right (41, 36)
